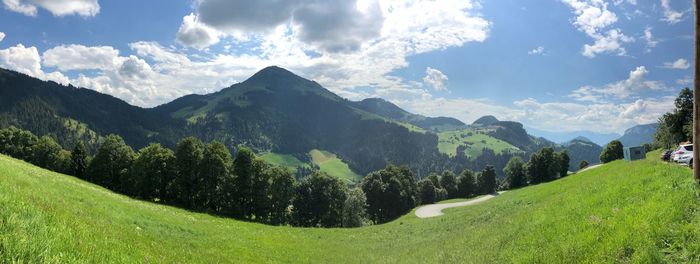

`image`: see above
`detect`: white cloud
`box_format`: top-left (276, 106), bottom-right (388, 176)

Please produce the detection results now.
top-left (190, 0), bottom-right (384, 52)
top-left (662, 58), bottom-right (690, 69)
top-left (2, 0), bottom-right (99, 17)
top-left (0, 43), bottom-right (42, 76)
top-left (569, 66), bottom-right (667, 101)
top-left (0, 44), bottom-right (69, 84)
top-left (528, 46), bottom-right (545, 55)
top-left (582, 29), bottom-right (633, 58)
top-left (422, 67), bottom-right (448, 91)
top-left (660, 0), bottom-right (685, 24)
top-left (175, 13), bottom-right (222, 50)
top-left (561, 0), bottom-right (634, 58)
top-left (42, 44), bottom-right (121, 71)
top-left (394, 94), bottom-right (673, 134)
top-left (1, 1), bottom-right (490, 107)
top-left (643, 27), bottom-right (659, 53)
top-left (0, 32), bottom-right (5, 42)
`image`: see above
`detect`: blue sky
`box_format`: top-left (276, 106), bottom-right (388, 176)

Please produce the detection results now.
top-left (0, 0), bottom-right (694, 134)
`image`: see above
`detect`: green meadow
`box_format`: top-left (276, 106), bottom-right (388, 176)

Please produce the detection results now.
top-left (437, 129), bottom-right (521, 158)
top-left (2, 151), bottom-right (700, 263)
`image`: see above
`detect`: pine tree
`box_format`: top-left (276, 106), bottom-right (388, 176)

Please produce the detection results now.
top-left (70, 141), bottom-right (89, 178)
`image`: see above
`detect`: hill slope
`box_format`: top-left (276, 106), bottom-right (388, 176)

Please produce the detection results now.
top-left (2, 152), bottom-right (699, 263)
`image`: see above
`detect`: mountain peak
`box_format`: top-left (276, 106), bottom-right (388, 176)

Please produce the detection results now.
top-left (247, 66), bottom-right (301, 82)
top-left (473, 115), bottom-right (499, 126)
top-left (572, 136), bottom-right (593, 143)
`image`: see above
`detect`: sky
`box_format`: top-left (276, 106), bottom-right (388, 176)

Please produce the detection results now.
top-left (0, 0), bottom-right (694, 134)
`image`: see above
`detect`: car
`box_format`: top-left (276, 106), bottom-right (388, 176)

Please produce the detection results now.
top-left (672, 144), bottom-right (693, 164)
top-left (660, 150), bottom-right (672, 161)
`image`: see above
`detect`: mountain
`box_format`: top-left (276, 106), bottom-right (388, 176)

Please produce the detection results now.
top-left (0, 66), bottom-right (445, 177)
top-left (562, 138), bottom-right (602, 170)
top-left (472, 115), bottom-right (500, 126)
top-left (617, 123), bottom-right (657, 147)
top-left (525, 126), bottom-right (621, 146)
top-left (353, 98), bottom-right (465, 131)
top-left (0, 66), bottom-right (602, 178)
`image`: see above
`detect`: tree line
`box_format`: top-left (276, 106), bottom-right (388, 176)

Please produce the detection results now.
top-left (1, 125), bottom-right (592, 227)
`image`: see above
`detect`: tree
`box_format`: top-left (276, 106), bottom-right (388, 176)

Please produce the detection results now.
top-left (197, 141), bottom-right (232, 212)
top-left (578, 160), bottom-right (589, 170)
top-left (293, 172), bottom-right (347, 227)
top-left (132, 144), bottom-right (176, 202)
top-left (477, 165), bottom-right (497, 194)
top-left (440, 170), bottom-right (458, 199)
top-left (250, 159), bottom-right (272, 221)
top-left (361, 165), bottom-right (418, 223)
top-left (0, 126), bottom-right (38, 161)
top-left (418, 179), bottom-right (438, 205)
top-left (233, 146), bottom-right (256, 218)
top-left (556, 151), bottom-right (570, 177)
top-left (655, 88), bottom-right (693, 148)
top-left (342, 188), bottom-right (368, 227)
top-left (600, 140), bottom-right (624, 163)
top-left (456, 169), bottom-right (477, 197)
top-left (174, 137), bottom-right (204, 208)
top-left (53, 150), bottom-right (72, 174)
top-left (268, 167), bottom-right (295, 225)
top-left (70, 141), bottom-right (89, 178)
top-left (526, 147), bottom-right (557, 184)
top-left (503, 157), bottom-right (526, 189)
top-left (31, 135), bottom-right (63, 171)
top-left (86, 134), bottom-right (135, 193)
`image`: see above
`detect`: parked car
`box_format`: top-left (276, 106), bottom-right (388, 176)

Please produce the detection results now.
top-left (672, 144), bottom-right (693, 164)
top-left (660, 150), bottom-right (672, 161)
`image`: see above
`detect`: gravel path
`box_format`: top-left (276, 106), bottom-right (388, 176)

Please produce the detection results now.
top-left (415, 192), bottom-right (505, 218)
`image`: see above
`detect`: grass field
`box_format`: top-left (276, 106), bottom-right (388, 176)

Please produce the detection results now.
top-left (309, 149), bottom-right (361, 183)
top-left (259, 152), bottom-right (308, 172)
top-left (437, 129), bottom-right (521, 158)
top-left (2, 152), bottom-right (700, 263)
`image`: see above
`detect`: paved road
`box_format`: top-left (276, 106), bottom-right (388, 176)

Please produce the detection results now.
top-left (415, 192), bottom-right (505, 218)
top-left (577, 164), bottom-right (602, 173)
top-left (414, 165), bottom-right (604, 219)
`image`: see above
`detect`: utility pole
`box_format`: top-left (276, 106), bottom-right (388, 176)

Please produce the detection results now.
top-left (694, 0), bottom-right (700, 182)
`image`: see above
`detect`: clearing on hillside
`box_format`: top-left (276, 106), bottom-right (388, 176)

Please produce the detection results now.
top-left (437, 129), bottom-right (522, 158)
top-left (309, 149), bottom-right (361, 183)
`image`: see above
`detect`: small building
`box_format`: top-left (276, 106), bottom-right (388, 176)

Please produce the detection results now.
top-left (624, 146), bottom-right (646, 161)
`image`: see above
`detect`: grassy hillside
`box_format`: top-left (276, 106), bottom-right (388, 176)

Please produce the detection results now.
top-left (2, 152), bottom-right (700, 263)
top-left (309, 149), bottom-right (361, 183)
top-left (437, 129), bottom-right (521, 157)
top-left (259, 152), bottom-right (308, 171)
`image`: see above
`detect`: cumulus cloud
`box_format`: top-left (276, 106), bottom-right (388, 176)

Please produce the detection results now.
top-left (0, 43), bottom-right (69, 84)
top-left (561, 0), bottom-right (633, 58)
top-left (582, 29), bottom-right (633, 58)
top-left (2, 0), bottom-right (99, 17)
top-left (42, 44), bottom-right (120, 71)
top-left (0, 32), bottom-right (5, 42)
top-left (422, 67), bottom-right (448, 91)
top-left (528, 46), bottom-right (545, 55)
top-left (189, 0), bottom-right (383, 52)
top-left (176, 13), bottom-right (222, 50)
top-left (643, 27), bottom-right (659, 53)
top-left (662, 58), bottom-right (690, 70)
top-left (660, 0), bottom-right (685, 24)
top-left (569, 66), bottom-right (667, 102)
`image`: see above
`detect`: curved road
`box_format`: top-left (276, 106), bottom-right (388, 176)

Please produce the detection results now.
top-left (415, 192), bottom-right (505, 218)
top-left (415, 164), bottom-right (605, 218)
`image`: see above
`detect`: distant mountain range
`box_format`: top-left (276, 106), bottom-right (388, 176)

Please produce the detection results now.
top-left (0, 66), bottom-right (605, 178)
top-left (617, 123), bottom-right (657, 147)
top-left (525, 127), bottom-right (621, 146)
